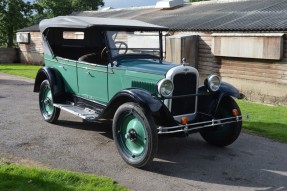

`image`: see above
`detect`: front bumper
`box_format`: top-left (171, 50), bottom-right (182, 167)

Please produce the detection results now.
top-left (158, 115), bottom-right (242, 134)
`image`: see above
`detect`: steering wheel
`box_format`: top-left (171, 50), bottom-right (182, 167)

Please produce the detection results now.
top-left (115, 41), bottom-right (128, 54)
top-left (101, 41), bottom-right (128, 61)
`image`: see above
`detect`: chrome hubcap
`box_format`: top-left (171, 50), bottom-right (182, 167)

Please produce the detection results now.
top-left (125, 129), bottom-right (137, 142)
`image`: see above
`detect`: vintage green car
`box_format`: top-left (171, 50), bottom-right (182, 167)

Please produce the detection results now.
top-left (34, 16), bottom-right (242, 167)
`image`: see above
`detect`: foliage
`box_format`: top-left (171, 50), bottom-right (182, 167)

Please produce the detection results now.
top-left (0, 64), bottom-right (41, 79)
top-left (34, 0), bottom-right (104, 21)
top-left (0, 163), bottom-right (127, 191)
top-left (237, 100), bottom-right (287, 143)
top-left (0, 0), bottom-right (104, 47)
top-left (0, 0), bottom-right (36, 48)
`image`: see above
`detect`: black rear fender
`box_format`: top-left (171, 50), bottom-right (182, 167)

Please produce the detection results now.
top-left (101, 88), bottom-right (176, 126)
top-left (33, 67), bottom-right (65, 102)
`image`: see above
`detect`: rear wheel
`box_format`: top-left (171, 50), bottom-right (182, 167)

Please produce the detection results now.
top-left (113, 102), bottom-right (158, 168)
top-left (39, 80), bottom-right (60, 123)
top-left (200, 97), bottom-right (242, 147)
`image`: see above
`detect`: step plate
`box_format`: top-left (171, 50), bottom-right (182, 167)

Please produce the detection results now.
top-left (54, 103), bottom-right (99, 121)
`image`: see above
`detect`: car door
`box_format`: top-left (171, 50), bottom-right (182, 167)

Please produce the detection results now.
top-left (77, 61), bottom-right (108, 104)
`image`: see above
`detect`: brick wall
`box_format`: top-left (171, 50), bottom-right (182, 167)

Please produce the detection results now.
top-left (18, 32), bottom-right (43, 65)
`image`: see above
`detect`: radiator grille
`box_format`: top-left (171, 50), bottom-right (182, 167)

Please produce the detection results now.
top-left (171, 73), bottom-right (197, 116)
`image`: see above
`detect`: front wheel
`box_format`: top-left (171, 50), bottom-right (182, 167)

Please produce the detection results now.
top-left (200, 97), bottom-right (242, 147)
top-left (39, 80), bottom-right (60, 123)
top-left (113, 102), bottom-right (158, 168)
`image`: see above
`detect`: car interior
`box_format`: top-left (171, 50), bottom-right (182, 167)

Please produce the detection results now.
top-left (44, 28), bottom-right (109, 64)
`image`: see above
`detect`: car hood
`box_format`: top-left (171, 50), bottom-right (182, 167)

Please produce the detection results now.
top-left (116, 58), bottom-right (177, 75)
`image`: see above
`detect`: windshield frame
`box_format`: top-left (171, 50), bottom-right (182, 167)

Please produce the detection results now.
top-left (104, 30), bottom-right (164, 62)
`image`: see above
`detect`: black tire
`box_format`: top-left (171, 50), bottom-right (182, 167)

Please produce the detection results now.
top-left (200, 97), bottom-right (242, 147)
top-left (113, 102), bottom-right (158, 168)
top-left (39, 80), bottom-right (60, 123)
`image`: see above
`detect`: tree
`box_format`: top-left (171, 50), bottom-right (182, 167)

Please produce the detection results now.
top-left (0, 0), bottom-right (104, 48)
top-left (0, 0), bottom-right (34, 47)
top-left (35, 0), bottom-right (104, 19)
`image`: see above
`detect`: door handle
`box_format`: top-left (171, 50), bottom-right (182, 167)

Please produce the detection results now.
top-left (86, 71), bottom-right (94, 77)
top-left (59, 65), bottom-right (67, 70)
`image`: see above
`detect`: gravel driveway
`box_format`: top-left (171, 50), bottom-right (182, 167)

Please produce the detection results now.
top-left (0, 72), bottom-right (286, 191)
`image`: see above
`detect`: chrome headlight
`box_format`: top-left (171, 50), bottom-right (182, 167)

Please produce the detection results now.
top-left (205, 75), bottom-right (221, 92)
top-left (157, 79), bottom-right (174, 97)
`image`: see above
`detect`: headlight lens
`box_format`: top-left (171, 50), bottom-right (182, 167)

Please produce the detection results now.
top-left (158, 79), bottom-right (174, 97)
top-left (205, 75), bottom-right (221, 92)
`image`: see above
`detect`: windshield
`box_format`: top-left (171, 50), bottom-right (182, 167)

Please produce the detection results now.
top-left (106, 31), bottom-right (162, 59)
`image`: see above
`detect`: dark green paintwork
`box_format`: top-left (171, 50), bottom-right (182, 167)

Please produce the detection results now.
top-left (131, 81), bottom-right (158, 95)
top-left (44, 55), bottom-right (177, 104)
top-left (108, 59), bottom-right (175, 100)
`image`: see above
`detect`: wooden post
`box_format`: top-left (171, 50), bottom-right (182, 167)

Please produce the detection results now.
top-left (166, 34), bottom-right (198, 67)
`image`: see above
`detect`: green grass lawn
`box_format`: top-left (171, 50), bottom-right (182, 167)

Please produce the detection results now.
top-left (237, 100), bottom-right (287, 143)
top-left (0, 64), bottom-right (41, 79)
top-left (0, 163), bottom-right (127, 191)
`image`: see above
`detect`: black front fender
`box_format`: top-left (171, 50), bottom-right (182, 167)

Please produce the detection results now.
top-left (100, 88), bottom-right (176, 126)
top-left (33, 67), bottom-right (64, 102)
top-left (216, 82), bottom-right (241, 101)
top-left (197, 82), bottom-right (241, 117)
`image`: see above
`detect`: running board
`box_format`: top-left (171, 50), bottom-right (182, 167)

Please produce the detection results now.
top-left (54, 103), bottom-right (99, 121)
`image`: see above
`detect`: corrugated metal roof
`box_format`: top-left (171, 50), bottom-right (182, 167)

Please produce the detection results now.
top-left (19, 0), bottom-right (287, 32)
top-left (74, 0), bottom-right (287, 31)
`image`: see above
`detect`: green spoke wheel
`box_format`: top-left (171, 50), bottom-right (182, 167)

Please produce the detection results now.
top-left (200, 97), bottom-right (242, 147)
top-left (39, 80), bottom-right (60, 123)
top-left (113, 102), bottom-right (158, 168)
